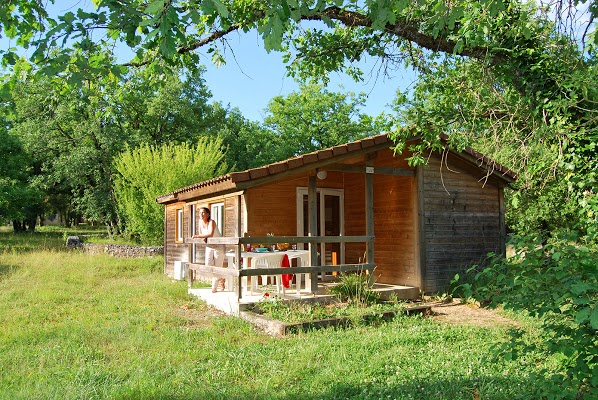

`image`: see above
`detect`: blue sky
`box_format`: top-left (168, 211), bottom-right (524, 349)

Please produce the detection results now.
top-left (199, 30), bottom-right (415, 122)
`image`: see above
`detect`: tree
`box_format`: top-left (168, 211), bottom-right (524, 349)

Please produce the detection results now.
top-left (264, 82), bottom-right (382, 160)
top-left (7, 68), bottom-right (128, 231)
top-left (2, 59), bottom-right (219, 233)
top-left (113, 139), bottom-right (228, 244)
top-left (114, 67), bottom-right (215, 145)
top-left (388, 54), bottom-right (594, 236)
top-left (0, 125), bottom-right (42, 232)
top-left (207, 102), bottom-right (277, 171)
top-left (1, 2), bottom-right (594, 228)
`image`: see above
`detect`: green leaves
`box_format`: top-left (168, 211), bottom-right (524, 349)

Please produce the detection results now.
top-left (263, 82), bottom-right (380, 160)
top-left (114, 139), bottom-right (229, 244)
top-left (203, 0), bottom-right (229, 18)
top-left (368, 0), bottom-right (397, 30)
top-left (0, 126), bottom-right (42, 225)
top-left (452, 231), bottom-right (598, 396)
top-left (212, 0), bottom-right (228, 18)
top-left (571, 282), bottom-right (595, 296)
top-left (591, 305), bottom-right (598, 330)
top-left (144, 0), bottom-right (167, 15)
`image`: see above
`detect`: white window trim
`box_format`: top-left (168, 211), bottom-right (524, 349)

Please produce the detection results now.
top-left (210, 202), bottom-right (225, 234)
top-left (175, 208), bottom-right (184, 243)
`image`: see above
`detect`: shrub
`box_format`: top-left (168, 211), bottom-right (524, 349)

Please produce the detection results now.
top-left (452, 231), bottom-right (597, 399)
top-left (329, 273), bottom-right (380, 306)
top-left (113, 139), bottom-right (228, 244)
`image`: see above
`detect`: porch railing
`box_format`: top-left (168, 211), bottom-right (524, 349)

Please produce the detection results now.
top-left (184, 235), bottom-right (375, 300)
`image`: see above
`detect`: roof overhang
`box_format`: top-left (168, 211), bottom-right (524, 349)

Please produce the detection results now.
top-left (156, 133), bottom-right (518, 205)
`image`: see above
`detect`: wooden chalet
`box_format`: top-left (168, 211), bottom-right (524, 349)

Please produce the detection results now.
top-left (156, 133), bottom-right (517, 300)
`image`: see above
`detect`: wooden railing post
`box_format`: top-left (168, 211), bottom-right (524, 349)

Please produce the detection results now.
top-left (365, 161), bottom-right (375, 287)
top-left (308, 174), bottom-right (319, 293)
top-left (236, 194), bottom-right (243, 300)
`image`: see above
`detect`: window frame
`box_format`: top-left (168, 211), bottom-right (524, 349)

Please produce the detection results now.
top-left (210, 202), bottom-right (224, 234)
top-left (175, 207), bottom-right (184, 243)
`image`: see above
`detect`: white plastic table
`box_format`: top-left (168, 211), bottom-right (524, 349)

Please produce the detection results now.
top-left (225, 250), bottom-right (310, 294)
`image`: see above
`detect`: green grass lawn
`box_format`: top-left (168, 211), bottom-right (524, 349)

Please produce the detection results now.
top-left (0, 231), bottom-right (557, 399)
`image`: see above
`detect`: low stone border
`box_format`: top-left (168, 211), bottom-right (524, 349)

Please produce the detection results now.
top-left (239, 304), bottom-right (431, 336)
top-left (66, 236), bottom-right (163, 258)
top-left (82, 243), bottom-right (164, 258)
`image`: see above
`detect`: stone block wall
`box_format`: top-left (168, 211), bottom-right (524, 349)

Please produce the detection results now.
top-left (66, 236), bottom-right (163, 257)
top-left (82, 243), bottom-right (164, 258)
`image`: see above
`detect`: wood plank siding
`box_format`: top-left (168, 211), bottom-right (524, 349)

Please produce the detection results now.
top-left (245, 175), bottom-right (306, 237)
top-left (420, 153), bottom-right (504, 292)
top-left (344, 171), bottom-right (367, 266)
top-left (371, 149), bottom-right (418, 287)
top-left (343, 148), bottom-right (419, 286)
top-left (164, 202), bottom-right (189, 276)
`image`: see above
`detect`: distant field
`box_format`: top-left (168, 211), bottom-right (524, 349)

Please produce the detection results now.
top-left (0, 229), bottom-right (557, 399)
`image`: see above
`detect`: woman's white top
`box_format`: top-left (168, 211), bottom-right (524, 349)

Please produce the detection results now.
top-left (199, 220), bottom-right (221, 248)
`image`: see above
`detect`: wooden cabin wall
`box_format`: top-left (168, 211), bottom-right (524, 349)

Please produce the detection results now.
top-left (245, 175), bottom-right (307, 237)
top-left (421, 153), bottom-right (504, 293)
top-left (344, 173), bottom-right (367, 264)
top-left (245, 171), bottom-right (344, 240)
top-left (372, 149), bottom-right (419, 287)
top-left (164, 202), bottom-right (188, 277)
top-left (343, 149), bottom-right (419, 287)
top-left (223, 196), bottom-right (240, 238)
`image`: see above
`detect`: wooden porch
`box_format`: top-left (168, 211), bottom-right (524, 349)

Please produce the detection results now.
top-left (184, 233), bottom-right (380, 298)
top-left (183, 233), bottom-right (422, 316)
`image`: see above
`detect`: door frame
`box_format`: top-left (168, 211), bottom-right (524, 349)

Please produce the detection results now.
top-left (295, 187), bottom-right (345, 265)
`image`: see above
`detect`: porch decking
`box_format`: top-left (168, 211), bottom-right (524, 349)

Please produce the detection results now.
top-left (188, 280), bottom-right (419, 316)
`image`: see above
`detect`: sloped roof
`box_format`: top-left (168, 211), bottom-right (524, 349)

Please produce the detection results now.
top-left (156, 133), bottom-right (517, 204)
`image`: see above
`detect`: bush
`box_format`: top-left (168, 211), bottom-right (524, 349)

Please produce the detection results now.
top-left (329, 273), bottom-right (380, 306)
top-left (113, 139), bottom-right (228, 245)
top-left (452, 231), bottom-right (597, 399)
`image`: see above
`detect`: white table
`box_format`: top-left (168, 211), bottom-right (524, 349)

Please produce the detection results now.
top-left (226, 250), bottom-right (310, 294)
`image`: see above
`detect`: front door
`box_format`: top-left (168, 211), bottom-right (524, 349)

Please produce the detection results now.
top-left (296, 188), bottom-right (344, 267)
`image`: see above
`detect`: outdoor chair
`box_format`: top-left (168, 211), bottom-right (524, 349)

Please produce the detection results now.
top-left (253, 253), bottom-right (286, 295)
top-left (292, 252), bottom-right (311, 295)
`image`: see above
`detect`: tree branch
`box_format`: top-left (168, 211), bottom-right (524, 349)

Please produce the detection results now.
top-left (309, 7), bottom-right (503, 63)
top-left (122, 6), bottom-right (504, 69)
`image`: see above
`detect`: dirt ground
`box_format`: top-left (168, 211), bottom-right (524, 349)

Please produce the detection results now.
top-left (429, 299), bottom-right (518, 328)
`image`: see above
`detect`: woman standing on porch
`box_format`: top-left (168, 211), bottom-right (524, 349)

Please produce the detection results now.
top-left (192, 207), bottom-right (225, 292)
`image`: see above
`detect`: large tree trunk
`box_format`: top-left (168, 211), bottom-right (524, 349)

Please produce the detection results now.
top-left (26, 217), bottom-right (36, 232)
top-left (12, 220), bottom-right (25, 233)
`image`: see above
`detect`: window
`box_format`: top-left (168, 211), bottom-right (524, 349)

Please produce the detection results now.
top-left (189, 204), bottom-right (196, 237)
top-left (175, 208), bottom-right (184, 243)
top-left (211, 202), bottom-right (224, 234)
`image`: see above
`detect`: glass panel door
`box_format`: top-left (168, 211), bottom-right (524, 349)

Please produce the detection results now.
top-left (323, 194), bottom-right (341, 269)
top-left (296, 188), bottom-right (344, 267)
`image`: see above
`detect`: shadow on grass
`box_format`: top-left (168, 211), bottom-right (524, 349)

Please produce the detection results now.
top-left (0, 263), bottom-right (17, 281)
top-left (0, 230), bottom-right (68, 253)
top-left (114, 374), bottom-right (553, 400)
